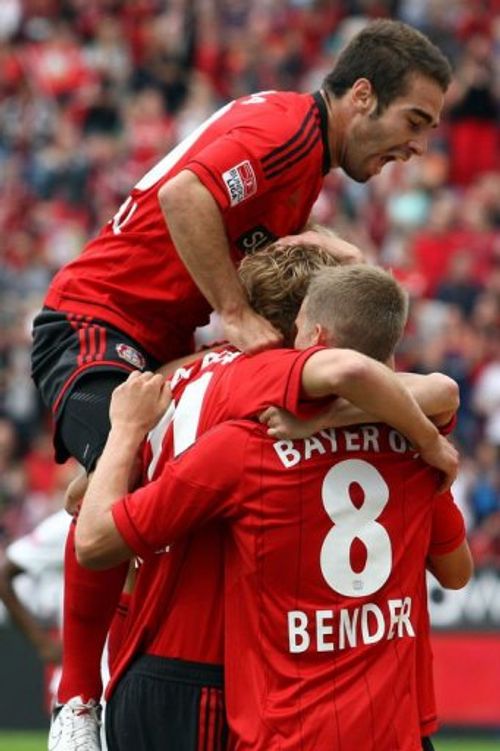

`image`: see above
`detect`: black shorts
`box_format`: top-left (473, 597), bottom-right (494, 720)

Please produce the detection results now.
top-left (422, 738), bottom-right (435, 751)
top-left (105, 655), bottom-right (227, 751)
top-left (31, 308), bottom-right (161, 468)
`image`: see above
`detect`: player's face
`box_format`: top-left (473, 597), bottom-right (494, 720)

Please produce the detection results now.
top-left (341, 74), bottom-right (444, 183)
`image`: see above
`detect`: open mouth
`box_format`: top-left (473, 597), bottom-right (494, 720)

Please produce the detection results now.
top-left (381, 155), bottom-right (396, 166)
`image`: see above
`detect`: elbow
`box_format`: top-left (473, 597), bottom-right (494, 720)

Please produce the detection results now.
top-left (433, 549), bottom-right (474, 590)
top-left (431, 373), bottom-right (460, 413)
top-left (75, 542), bottom-right (101, 571)
top-left (330, 351), bottom-right (371, 392)
top-left (74, 528), bottom-right (107, 571)
top-left (452, 551), bottom-right (474, 589)
top-left (440, 569), bottom-right (473, 590)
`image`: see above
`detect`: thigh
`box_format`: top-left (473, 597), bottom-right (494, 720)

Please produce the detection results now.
top-left (58, 371), bottom-right (127, 471)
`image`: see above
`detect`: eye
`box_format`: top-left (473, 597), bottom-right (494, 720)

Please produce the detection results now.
top-left (408, 119), bottom-right (424, 132)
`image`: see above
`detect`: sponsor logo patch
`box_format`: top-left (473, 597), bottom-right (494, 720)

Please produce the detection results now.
top-left (116, 343), bottom-right (146, 370)
top-left (235, 225), bottom-right (277, 254)
top-left (222, 161), bottom-right (257, 206)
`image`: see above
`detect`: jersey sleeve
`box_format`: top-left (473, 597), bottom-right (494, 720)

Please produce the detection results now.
top-left (201, 346), bottom-right (326, 429)
top-left (428, 492), bottom-right (466, 556)
top-left (112, 421), bottom-right (251, 559)
top-left (438, 413), bottom-right (457, 436)
top-left (185, 97), bottom-right (317, 212)
top-left (185, 131), bottom-right (268, 212)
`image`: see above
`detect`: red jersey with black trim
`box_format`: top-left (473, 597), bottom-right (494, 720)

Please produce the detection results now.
top-left (112, 418), bottom-right (458, 750)
top-left (44, 91), bottom-right (331, 362)
top-left (106, 345), bottom-right (325, 699)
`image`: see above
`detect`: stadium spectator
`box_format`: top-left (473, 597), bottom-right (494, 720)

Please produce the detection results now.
top-left (0, 508), bottom-right (70, 708)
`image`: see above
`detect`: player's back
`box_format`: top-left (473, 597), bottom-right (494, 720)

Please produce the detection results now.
top-left (220, 420), bottom-right (438, 751)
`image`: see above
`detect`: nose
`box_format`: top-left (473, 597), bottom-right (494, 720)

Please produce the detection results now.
top-left (408, 135), bottom-right (428, 157)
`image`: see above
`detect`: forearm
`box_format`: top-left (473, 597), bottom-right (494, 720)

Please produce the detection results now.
top-left (159, 171), bottom-right (248, 316)
top-left (396, 372), bottom-right (459, 426)
top-left (324, 372), bottom-right (459, 429)
top-left (0, 577), bottom-right (53, 657)
top-left (303, 350), bottom-right (439, 451)
top-left (338, 362), bottom-right (438, 450)
top-left (75, 427), bottom-right (142, 566)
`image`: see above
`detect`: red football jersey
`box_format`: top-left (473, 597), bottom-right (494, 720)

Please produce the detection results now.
top-left (106, 346), bottom-right (324, 698)
top-left (113, 419), bottom-right (454, 750)
top-left (417, 493), bottom-right (466, 736)
top-left (44, 91), bottom-right (330, 362)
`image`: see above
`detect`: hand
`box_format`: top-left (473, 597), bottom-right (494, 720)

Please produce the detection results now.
top-left (221, 306), bottom-right (283, 354)
top-left (37, 636), bottom-right (62, 664)
top-left (259, 405), bottom-right (321, 440)
top-left (416, 434), bottom-right (459, 494)
top-left (277, 230), bottom-right (364, 265)
top-left (64, 471), bottom-right (88, 514)
top-left (110, 371), bottom-right (172, 436)
top-left (260, 406), bottom-right (302, 439)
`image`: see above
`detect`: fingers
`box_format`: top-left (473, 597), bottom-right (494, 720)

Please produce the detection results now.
top-left (64, 471), bottom-right (88, 514)
top-left (259, 406), bottom-right (277, 424)
top-left (239, 332), bottom-right (283, 355)
top-left (258, 406), bottom-right (283, 437)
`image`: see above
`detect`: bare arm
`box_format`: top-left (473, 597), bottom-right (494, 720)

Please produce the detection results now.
top-left (396, 372), bottom-right (459, 427)
top-left (427, 540), bottom-right (474, 590)
top-left (300, 349), bottom-right (458, 490)
top-left (261, 372), bottom-right (459, 438)
top-left (158, 171), bottom-right (282, 354)
top-left (0, 557), bottom-right (61, 663)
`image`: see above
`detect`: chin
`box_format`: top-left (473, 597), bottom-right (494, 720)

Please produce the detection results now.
top-left (342, 160), bottom-right (371, 183)
top-left (345, 168), bottom-right (371, 183)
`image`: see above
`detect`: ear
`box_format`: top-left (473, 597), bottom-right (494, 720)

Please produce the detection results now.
top-left (350, 78), bottom-right (377, 114)
top-left (314, 324), bottom-right (332, 347)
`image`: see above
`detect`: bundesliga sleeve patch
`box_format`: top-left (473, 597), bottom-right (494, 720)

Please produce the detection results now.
top-left (222, 161), bottom-right (257, 206)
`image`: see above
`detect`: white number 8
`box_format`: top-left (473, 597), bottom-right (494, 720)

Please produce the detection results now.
top-left (320, 459), bottom-right (392, 597)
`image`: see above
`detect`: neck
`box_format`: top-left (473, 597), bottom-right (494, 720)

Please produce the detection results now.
top-left (320, 88), bottom-right (348, 170)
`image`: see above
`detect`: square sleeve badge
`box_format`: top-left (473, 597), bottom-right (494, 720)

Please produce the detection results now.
top-left (222, 161), bottom-right (257, 206)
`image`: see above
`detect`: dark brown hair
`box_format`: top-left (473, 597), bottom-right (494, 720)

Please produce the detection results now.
top-left (323, 19), bottom-right (452, 113)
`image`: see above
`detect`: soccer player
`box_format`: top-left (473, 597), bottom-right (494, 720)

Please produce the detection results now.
top-left (76, 266), bottom-right (463, 750)
top-left (102, 250), bottom-right (459, 751)
top-left (0, 509), bottom-right (70, 710)
top-left (32, 19), bottom-right (452, 746)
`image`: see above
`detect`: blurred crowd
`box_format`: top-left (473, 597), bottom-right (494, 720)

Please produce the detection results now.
top-left (0, 0), bottom-right (499, 565)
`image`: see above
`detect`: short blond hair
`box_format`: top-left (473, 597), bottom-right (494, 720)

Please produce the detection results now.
top-left (239, 243), bottom-right (339, 345)
top-left (304, 265), bottom-right (409, 361)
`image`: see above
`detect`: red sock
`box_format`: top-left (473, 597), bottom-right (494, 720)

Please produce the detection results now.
top-left (58, 520), bottom-right (128, 703)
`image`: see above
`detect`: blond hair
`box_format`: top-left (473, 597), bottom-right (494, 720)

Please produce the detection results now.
top-left (304, 265), bottom-right (409, 361)
top-left (239, 243), bottom-right (339, 345)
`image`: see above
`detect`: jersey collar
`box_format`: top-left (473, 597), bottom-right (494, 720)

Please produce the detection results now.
top-left (313, 91), bottom-right (331, 176)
